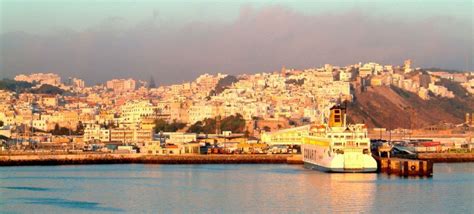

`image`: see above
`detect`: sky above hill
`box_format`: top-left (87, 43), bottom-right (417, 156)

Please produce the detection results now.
top-left (0, 0), bottom-right (472, 85)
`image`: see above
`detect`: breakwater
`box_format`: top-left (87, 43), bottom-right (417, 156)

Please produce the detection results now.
top-left (417, 153), bottom-right (474, 162)
top-left (0, 154), bottom-right (297, 166)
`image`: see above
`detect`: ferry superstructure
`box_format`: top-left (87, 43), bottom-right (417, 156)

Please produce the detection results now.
top-left (302, 105), bottom-right (377, 172)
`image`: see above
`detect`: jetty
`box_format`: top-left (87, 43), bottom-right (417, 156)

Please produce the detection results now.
top-left (375, 156), bottom-right (433, 177)
top-left (374, 145), bottom-right (433, 177)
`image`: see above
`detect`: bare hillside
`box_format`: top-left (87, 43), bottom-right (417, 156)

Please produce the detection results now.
top-left (347, 86), bottom-right (474, 129)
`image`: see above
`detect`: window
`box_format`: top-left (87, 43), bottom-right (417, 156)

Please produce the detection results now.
top-left (335, 115), bottom-right (341, 122)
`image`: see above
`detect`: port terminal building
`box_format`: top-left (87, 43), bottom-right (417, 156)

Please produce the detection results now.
top-left (260, 125), bottom-right (310, 146)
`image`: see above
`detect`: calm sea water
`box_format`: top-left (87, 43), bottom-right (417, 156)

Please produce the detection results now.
top-left (0, 163), bottom-right (473, 213)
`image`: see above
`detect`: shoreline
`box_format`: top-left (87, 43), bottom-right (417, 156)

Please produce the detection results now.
top-left (416, 153), bottom-right (474, 163)
top-left (0, 153), bottom-right (303, 166)
top-left (0, 152), bottom-right (472, 167)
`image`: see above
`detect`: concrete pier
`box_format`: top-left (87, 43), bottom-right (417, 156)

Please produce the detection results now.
top-left (376, 157), bottom-right (433, 177)
top-left (286, 154), bottom-right (303, 164)
top-left (417, 153), bottom-right (474, 163)
top-left (0, 154), bottom-right (298, 166)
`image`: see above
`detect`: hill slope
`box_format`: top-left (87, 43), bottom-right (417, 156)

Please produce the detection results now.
top-left (347, 86), bottom-right (474, 129)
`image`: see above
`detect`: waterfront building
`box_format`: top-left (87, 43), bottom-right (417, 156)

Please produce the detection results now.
top-left (110, 128), bottom-right (152, 144)
top-left (139, 141), bottom-right (200, 155)
top-left (159, 132), bottom-right (197, 144)
top-left (260, 125), bottom-right (310, 146)
top-left (140, 141), bottom-right (162, 154)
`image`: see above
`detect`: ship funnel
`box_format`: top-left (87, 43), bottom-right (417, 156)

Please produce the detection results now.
top-left (328, 105), bottom-right (346, 127)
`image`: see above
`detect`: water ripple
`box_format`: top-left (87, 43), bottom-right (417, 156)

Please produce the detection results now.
top-left (2, 186), bottom-right (52, 192)
top-left (0, 176), bottom-right (157, 180)
top-left (15, 197), bottom-right (123, 212)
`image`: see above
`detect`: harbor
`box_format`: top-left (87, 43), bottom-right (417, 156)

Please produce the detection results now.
top-left (1, 163), bottom-right (472, 213)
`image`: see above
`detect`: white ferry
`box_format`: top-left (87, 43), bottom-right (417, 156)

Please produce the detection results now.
top-left (302, 105), bottom-right (377, 172)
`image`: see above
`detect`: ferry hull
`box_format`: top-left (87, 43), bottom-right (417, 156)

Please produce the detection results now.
top-left (304, 162), bottom-right (377, 173)
top-left (302, 143), bottom-right (378, 173)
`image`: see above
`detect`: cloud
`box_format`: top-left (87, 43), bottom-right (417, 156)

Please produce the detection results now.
top-left (0, 5), bottom-right (472, 85)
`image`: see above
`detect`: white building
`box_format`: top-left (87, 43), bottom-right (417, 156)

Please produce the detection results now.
top-left (83, 124), bottom-right (110, 142)
top-left (120, 100), bottom-right (155, 125)
top-left (106, 79), bottom-right (136, 92)
top-left (188, 103), bottom-right (216, 124)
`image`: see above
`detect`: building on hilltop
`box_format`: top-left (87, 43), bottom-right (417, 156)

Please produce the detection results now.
top-left (14, 73), bottom-right (62, 86)
top-left (404, 59), bottom-right (412, 73)
top-left (106, 79), bottom-right (136, 92)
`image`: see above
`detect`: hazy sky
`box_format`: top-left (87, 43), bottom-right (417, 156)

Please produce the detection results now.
top-left (0, 0), bottom-right (472, 85)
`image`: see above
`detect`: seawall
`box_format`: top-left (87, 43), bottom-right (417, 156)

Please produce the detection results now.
top-left (417, 153), bottom-right (474, 163)
top-left (0, 154), bottom-right (298, 166)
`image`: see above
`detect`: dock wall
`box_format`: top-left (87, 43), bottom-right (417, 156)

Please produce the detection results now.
top-left (376, 157), bottom-right (433, 177)
top-left (417, 153), bottom-right (474, 162)
top-left (0, 154), bottom-right (295, 166)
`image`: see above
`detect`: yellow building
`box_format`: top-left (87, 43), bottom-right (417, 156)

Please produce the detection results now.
top-left (140, 118), bottom-right (156, 130)
top-left (41, 95), bottom-right (58, 107)
top-left (140, 141), bottom-right (162, 154)
top-left (139, 141), bottom-right (200, 155)
top-left (370, 76), bottom-right (383, 86)
top-left (164, 132), bottom-right (197, 144)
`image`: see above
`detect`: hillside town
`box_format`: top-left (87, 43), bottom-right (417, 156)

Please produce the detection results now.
top-left (1, 60), bottom-right (473, 154)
